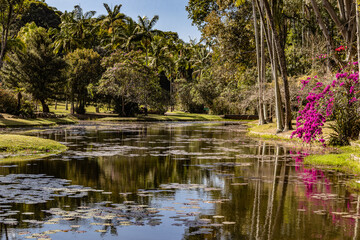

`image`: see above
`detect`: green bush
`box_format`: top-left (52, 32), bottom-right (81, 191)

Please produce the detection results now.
top-left (0, 88), bottom-right (18, 114)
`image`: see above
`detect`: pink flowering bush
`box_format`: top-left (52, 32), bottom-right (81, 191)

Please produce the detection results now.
top-left (292, 64), bottom-right (360, 146)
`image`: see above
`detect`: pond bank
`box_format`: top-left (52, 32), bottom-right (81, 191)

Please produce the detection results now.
top-left (247, 121), bottom-right (360, 189)
top-left (0, 134), bottom-right (67, 162)
top-left (0, 114), bottom-right (76, 128)
top-left (0, 112), bottom-right (245, 128)
top-left (98, 112), bottom-right (244, 122)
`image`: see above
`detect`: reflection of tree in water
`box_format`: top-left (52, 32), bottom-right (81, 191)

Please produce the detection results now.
top-left (0, 124), bottom-right (359, 239)
top-left (182, 143), bottom-right (359, 240)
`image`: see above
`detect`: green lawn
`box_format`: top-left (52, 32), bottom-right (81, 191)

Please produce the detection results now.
top-left (0, 116), bottom-right (76, 128)
top-left (304, 146), bottom-right (360, 171)
top-left (99, 112), bottom-right (236, 122)
top-left (48, 102), bottom-right (109, 115)
top-left (0, 134), bottom-right (67, 162)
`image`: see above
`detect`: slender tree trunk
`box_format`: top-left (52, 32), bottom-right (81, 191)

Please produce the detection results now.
top-left (263, 103), bottom-right (268, 122)
top-left (310, 0), bottom-right (335, 52)
top-left (65, 98), bottom-right (68, 111)
top-left (272, 38), bottom-right (284, 132)
top-left (252, 0), bottom-right (265, 125)
top-left (302, 1), bottom-right (305, 47)
top-left (259, 3), bottom-right (284, 132)
top-left (258, 0), bottom-right (292, 131)
top-left (55, 100), bottom-right (58, 110)
top-left (0, 2), bottom-right (18, 69)
top-left (260, 8), bottom-right (267, 123)
top-left (357, 0), bottom-right (360, 73)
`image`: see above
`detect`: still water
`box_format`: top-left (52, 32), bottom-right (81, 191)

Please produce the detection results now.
top-left (0, 122), bottom-right (359, 240)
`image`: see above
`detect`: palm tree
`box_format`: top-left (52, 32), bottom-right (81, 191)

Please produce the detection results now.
top-left (135, 15), bottom-right (160, 66)
top-left (119, 17), bottom-right (140, 51)
top-left (53, 5), bottom-right (96, 54)
top-left (99, 3), bottom-right (125, 50)
top-left (190, 44), bottom-right (211, 81)
top-left (148, 36), bottom-right (169, 69)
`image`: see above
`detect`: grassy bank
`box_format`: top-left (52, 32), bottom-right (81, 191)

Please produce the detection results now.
top-left (247, 120), bottom-right (360, 189)
top-left (247, 120), bottom-right (334, 141)
top-left (0, 114), bottom-right (76, 128)
top-left (99, 112), bottom-right (238, 122)
top-left (0, 134), bottom-right (67, 161)
top-left (304, 146), bottom-right (360, 173)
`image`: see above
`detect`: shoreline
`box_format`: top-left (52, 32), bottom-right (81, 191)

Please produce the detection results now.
top-left (247, 121), bottom-right (360, 191)
top-left (0, 134), bottom-right (67, 162)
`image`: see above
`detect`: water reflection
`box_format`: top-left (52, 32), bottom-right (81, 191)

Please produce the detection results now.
top-left (0, 122), bottom-right (358, 239)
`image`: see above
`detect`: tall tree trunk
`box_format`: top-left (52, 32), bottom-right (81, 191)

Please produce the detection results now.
top-left (65, 98), bottom-right (69, 111)
top-left (259, 4), bottom-right (284, 132)
top-left (257, 0), bottom-right (292, 131)
top-left (55, 100), bottom-right (58, 110)
top-left (252, 0), bottom-right (266, 125)
top-left (272, 35), bottom-right (284, 132)
top-left (0, 7), bottom-right (11, 69)
top-left (357, 0), bottom-right (360, 73)
top-left (260, 8), bottom-right (268, 123)
top-left (310, 0), bottom-right (335, 52)
top-left (40, 99), bottom-right (49, 113)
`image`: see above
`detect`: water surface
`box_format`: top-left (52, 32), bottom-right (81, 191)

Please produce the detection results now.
top-left (0, 122), bottom-right (358, 240)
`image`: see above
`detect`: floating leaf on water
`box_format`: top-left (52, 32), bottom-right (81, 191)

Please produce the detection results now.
top-left (22, 212), bottom-right (34, 215)
top-left (102, 192), bottom-right (112, 195)
top-left (204, 188), bottom-right (222, 191)
top-left (222, 221), bottom-right (236, 225)
top-left (95, 230), bottom-right (107, 233)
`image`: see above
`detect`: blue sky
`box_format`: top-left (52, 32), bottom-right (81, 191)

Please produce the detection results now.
top-left (45, 0), bottom-right (202, 42)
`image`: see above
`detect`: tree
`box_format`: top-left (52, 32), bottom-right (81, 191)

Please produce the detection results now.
top-left (98, 50), bottom-right (162, 116)
top-left (0, 0), bottom-right (24, 68)
top-left (53, 5), bottom-right (96, 54)
top-left (1, 23), bottom-right (66, 112)
top-left (19, 1), bottom-right (61, 29)
top-left (66, 48), bottom-right (102, 114)
top-left (256, 0), bottom-right (293, 131)
top-left (99, 3), bottom-right (125, 50)
top-left (250, 0), bottom-right (266, 125)
top-left (186, 0), bottom-right (218, 29)
top-left (136, 15), bottom-right (160, 66)
top-left (310, 0), bottom-right (357, 62)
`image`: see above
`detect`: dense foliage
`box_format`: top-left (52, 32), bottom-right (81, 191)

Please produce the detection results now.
top-left (1, 0), bottom-right (360, 146)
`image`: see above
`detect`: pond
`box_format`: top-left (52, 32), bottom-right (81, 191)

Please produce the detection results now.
top-left (0, 122), bottom-right (358, 239)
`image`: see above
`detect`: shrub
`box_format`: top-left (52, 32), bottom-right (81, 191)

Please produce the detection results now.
top-left (0, 88), bottom-right (18, 114)
top-left (292, 63), bottom-right (360, 146)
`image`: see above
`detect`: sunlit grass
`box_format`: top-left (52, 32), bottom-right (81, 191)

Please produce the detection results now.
top-left (99, 112), bottom-right (241, 122)
top-left (48, 102), bottom-right (109, 115)
top-left (0, 116), bottom-right (76, 128)
top-left (304, 144), bottom-right (360, 173)
top-left (0, 134), bottom-right (67, 161)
